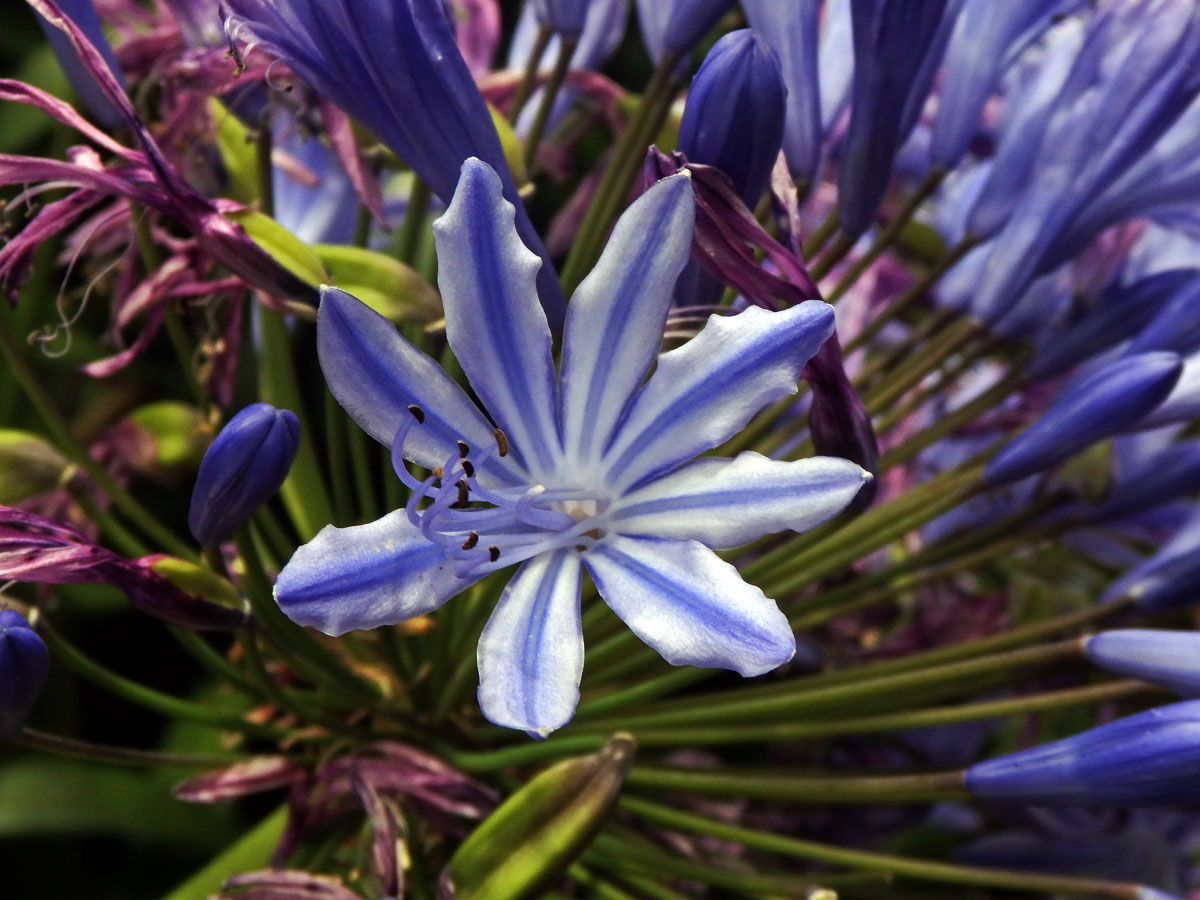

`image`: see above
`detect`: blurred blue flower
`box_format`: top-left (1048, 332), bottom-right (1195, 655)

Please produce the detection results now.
top-left (189, 403), bottom-right (301, 546)
top-left (0, 609), bottom-right (49, 740)
top-left (965, 700), bottom-right (1200, 806)
top-left (1086, 630), bottom-right (1200, 698)
top-left (274, 160), bottom-right (868, 735)
top-left (33, 0), bottom-right (125, 129)
top-left (635, 0), bottom-right (734, 64)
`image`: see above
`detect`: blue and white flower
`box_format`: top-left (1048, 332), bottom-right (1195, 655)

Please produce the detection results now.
top-left (275, 159), bottom-right (869, 735)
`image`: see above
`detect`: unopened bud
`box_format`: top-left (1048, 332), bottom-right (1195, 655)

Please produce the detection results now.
top-left (0, 609), bottom-right (49, 740)
top-left (0, 430), bottom-right (68, 505)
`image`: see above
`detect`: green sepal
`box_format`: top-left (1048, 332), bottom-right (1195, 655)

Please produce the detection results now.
top-left (446, 734), bottom-right (636, 900)
top-left (225, 208), bottom-right (329, 288)
top-left (0, 429), bottom-right (68, 503)
top-left (489, 103), bottom-right (529, 192)
top-left (149, 556), bottom-right (247, 616)
top-left (313, 244), bottom-right (442, 324)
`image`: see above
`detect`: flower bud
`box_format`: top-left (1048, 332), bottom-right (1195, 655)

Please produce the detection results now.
top-left (188, 403), bottom-right (300, 546)
top-left (0, 430), bottom-right (68, 505)
top-left (445, 734), bottom-right (635, 900)
top-left (985, 352), bottom-right (1183, 486)
top-left (531, 0), bottom-right (588, 38)
top-left (1085, 630), bottom-right (1200, 697)
top-left (964, 700), bottom-right (1200, 806)
top-left (678, 29), bottom-right (786, 209)
top-left (0, 609), bottom-right (49, 740)
top-left (1088, 440), bottom-right (1200, 524)
top-left (636, 0), bottom-right (735, 63)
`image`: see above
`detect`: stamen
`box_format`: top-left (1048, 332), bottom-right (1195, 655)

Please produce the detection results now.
top-left (452, 479), bottom-right (470, 508)
top-left (461, 459), bottom-right (475, 478)
top-left (494, 428), bottom-right (509, 457)
top-left (457, 440), bottom-right (469, 458)
top-left (407, 404), bottom-right (425, 423)
top-left (488, 545), bottom-right (501, 562)
top-left (462, 531), bottom-right (479, 550)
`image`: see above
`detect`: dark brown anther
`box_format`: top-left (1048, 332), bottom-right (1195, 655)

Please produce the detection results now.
top-left (494, 428), bottom-right (509, 457)
top-left (407, 404), bottom-right (426, 424)
top-left (452, 479), bottom-right (470, 508)
top-left (457, 440), bottom-right (470, 458)
top-left (461, 459), bottom-right (475, 478)
top-left (488, 545), bottom-right (501, 562)
top-left (461, 531), bottom-right (479, 550)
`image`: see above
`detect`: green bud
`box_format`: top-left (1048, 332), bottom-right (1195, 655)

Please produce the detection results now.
top-left (210, 98), bottom-right (258, 205)
top-left (313, 244), bottom-right (442, 324)
top-left (0, 429), bottom-right (68, 504)
top-left (446, 734), bottom-right (636, 900)
top-left (124, 401), bottom-right (211, 473)
top-left (226, 208), bottom-right (329, 288)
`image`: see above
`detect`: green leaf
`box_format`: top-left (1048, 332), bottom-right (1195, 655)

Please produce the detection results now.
top-left (313, 244), bottom-right (442, 324)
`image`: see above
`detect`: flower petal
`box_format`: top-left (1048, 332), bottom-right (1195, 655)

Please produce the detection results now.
top-left (317, 286), bottom-right (525, 485)
top-left (433, 159), bottom-right (562, 477)
top-left (558, 172), bottom-right (695, 466)
top-left (585, 536), bottom-right (795, 676)
top-left (602, 302), bottom-right (834, 491)
top-left (476, 550), bottom-right (583, 736)
top-left (275, 510), bottom-right (474, 636)
top-left (611, 452), bottom-right (869, 548)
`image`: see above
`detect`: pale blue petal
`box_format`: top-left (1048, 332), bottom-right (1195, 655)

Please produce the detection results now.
top-left (558, 173), bottom-right (695, 466)
top-left (602, 303), bottom-right (835, 492)
top-left (476, 550), bottom-right (583, 736)
top-left (611, 452), bottom-right (869, 548)
top-left (317, 286), bottom-right (526, 485)
top-left (585, 536), bottom-right (795, 676)
top-left (275, 510), bottom-right (475, 636)
top-left (433, 159), bottom-right (562, 477)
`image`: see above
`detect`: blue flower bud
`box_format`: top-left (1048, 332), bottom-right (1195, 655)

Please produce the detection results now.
top-left (188, 403), bottom-right (300, 546)
top-left (1103, 549), bottom-right (1200, 614)
top-left (635, 0), bottom-right (735, 63)
top-left (0, 609), bottom-right (49, 740)
top-left (531, 0), bottom-right (589, 38)
top-left (1089, 440), bottom-right (1200, 524)
top-left (678, 30), bottom-right (786, 210)
top-left (1137, 888), bottom-right (1184, 900)
top-left (985, 352), bottom-right (1183, 486)
top-left (965, 700), bottom-right (1200, 806)
top-left (1126, 273), bottom-right (1200, 357)
top-left (34, 0), bottom-right (126, 130)
top-left (1085, 630), bottom-right (1200, 697)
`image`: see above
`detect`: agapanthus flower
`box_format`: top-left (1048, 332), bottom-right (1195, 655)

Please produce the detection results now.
top-left (274, 160), bottom-right (869, 735)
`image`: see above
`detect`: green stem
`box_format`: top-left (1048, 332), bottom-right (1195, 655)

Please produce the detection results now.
top-left (572, 639), bottom-right (1084, 733)
top-left (0, 313), bottom-right (197, 560)
top-left (167, 626), bottom-right (258, 696)
top-left (16, 727), bottom-right (245, 768)
top-left (62, 472), bottom-right (149, 557)
top-left (396, 179), bottom-right (433, 266)
top-left (508, 25), bottom-right (553, 122)
top-left (844, 236), bottom-right (979, 355)
top-left (861, 316), bottom-right (981, 415)
top-left (324, 389), bottom-right (354, 526)
top-left (160, 807), bottom-right (289, 900)
top-left (801, 208), bottom-right (839, 259)
top-left (524, 37), bottom-right (578, 169)
top-left (560, 53), bottom-right (682, 295)
top-left (627, 766), bottom-right (967, 804)
top-left (348, 420), bottom-right (380, 521)
top-left (442, 734), bottom-right (607, 772)
top-left (621, 797), bottom-right (1140, 898)
top-left (806, 231), bottom-right (855, 282)
top-left (825, 168), bottom-right (946, 303)
top-left (622, 680), bottom-right (1158, 748)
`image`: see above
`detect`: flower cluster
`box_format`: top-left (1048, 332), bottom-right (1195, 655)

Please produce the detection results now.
top-left (3, 1), bottom-right (1200, 898)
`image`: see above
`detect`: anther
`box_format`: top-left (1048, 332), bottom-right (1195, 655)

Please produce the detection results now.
top-left (452, 479), bottom-right (470, 508)
top-left (461, 459), bottom-right (475, 478)
top-left (432, 467), bottom-right (444, 479)
top-left (407, 404), bottom-right (426, 424)
top-left (494, 428), bottom-right (509, 457)
top-left (457, 440), bottom-right (469, 458)
top-left (488, 545), bottom-right (501, 562)
top-left (461, 531), bottom-right (479, 550)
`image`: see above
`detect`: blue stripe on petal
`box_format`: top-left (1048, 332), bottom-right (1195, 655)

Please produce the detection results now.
top-left (602, 302), bottom-right (834, 492)
top-left (559, 172), bottom-right (694, 466)
top-left (585, 536), bottom-right (794, 676)
top-left (433, 160), bottom-right (563, 477)
top-left (477, 550), bottom-right (583, 736)
top-left (275, 510), bottom-right (476, 636)
top-left (317, 286), bottom-right (526, 486)
top-left (611, 452), bottom-right (868, 548)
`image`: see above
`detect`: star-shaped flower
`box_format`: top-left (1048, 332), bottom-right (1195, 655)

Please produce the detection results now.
top-left (276, 159), bottom-right (869, 735)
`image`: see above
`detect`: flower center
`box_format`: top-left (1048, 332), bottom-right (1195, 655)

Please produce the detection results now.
top-left (391, 406), bottom-right (609, 578)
